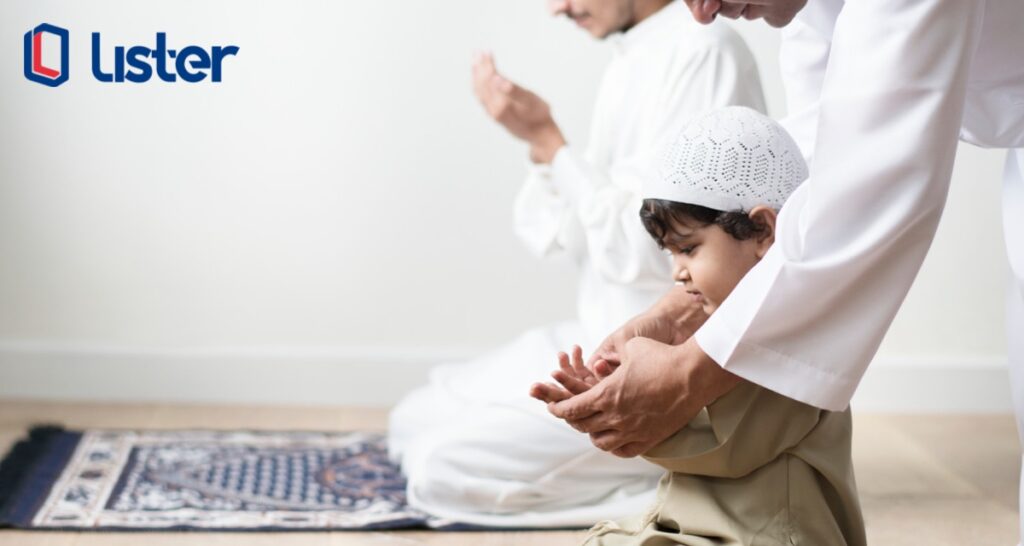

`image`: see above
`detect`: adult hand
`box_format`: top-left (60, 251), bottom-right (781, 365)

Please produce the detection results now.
top-left (549, 337), bottom-right (742, 458)
top-left (587, 284), bottom-right (708, 375)
top-left (681, 0), bottom-right (806, 28)
top-left (471, 51), bottom-right (566, 164)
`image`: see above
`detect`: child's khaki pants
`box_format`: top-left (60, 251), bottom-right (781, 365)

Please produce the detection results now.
top-left (582, 382), bottom-right (866, 546)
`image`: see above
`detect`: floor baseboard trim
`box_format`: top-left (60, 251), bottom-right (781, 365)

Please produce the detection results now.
top-left (0, 343), bottom-right (1012, 412)
top-left (0, 342), bottom-right (472, 408)
top-left (852, 356), bottom-right (1011, 413)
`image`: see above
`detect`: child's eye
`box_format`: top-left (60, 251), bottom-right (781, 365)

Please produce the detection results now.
top-left (680, 245), bottom-right (696, 255)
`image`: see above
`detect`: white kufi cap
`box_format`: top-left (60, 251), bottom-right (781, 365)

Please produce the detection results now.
top-left (645, 106), bottom-right (808, 211)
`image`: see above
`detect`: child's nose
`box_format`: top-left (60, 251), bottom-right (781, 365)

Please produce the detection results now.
top-left (672, 260), bottom-right (690, 283)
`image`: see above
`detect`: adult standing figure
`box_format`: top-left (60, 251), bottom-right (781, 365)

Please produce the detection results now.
top-left (544, 0), bottom-right (1024, 539)
top-left (388, 0), bottom-right (765, 528)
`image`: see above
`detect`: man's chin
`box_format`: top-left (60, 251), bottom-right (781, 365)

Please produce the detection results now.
top-left (584, 26), bottom-right (613, 40)
top-left (574, 19), bottom-right (615, 40)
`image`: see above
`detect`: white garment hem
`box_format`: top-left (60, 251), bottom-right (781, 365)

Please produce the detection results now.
top-left (695, 318), bottom-right (857, 411)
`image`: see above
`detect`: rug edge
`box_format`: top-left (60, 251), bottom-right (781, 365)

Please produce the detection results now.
top-left (0, 425), bottom-right (81, 528)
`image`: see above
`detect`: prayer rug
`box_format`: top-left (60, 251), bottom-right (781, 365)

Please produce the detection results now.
top-left (0, 426), bottom-right (461, 531)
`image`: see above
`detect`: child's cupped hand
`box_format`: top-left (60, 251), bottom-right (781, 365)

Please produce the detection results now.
top-left (529, 345), bottom-right (615, 404)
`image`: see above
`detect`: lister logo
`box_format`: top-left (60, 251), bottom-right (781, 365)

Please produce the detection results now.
top-left (91, 33), bottom-right (239, 83)
top-left (23, 23), bottom-right (239, 87)
top-left (24, 23), bottom-right (69, 87)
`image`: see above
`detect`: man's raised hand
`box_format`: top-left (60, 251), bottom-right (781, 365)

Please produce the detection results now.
top-left (471, 51), bottom-right (566, 164)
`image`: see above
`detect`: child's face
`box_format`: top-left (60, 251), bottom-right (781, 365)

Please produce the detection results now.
top-left (661, 207), bottom-right (776, 315)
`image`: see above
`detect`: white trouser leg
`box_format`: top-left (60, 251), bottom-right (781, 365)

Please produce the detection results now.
top-left (388, 323), bottom-right (585, 465)
top-left (403, 401), bottom-right (662, 528)
top-left (388, 322), bottom-right (662, 527)
top-left (1001, 148), bottom-right (1024, 545)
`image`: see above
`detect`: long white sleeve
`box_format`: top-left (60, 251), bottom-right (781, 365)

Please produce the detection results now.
top-left (777, 13), bottom-right (832, 163)
top-left (694, 0), bottom-right (985, 410)
top-left (513, 153), bottom-right (589, 262)
top-left (514, 22), bottom-right (766, 291)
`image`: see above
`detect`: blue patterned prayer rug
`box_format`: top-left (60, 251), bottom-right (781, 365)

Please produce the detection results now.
top-left (0, 426), bottom-right (460, 531)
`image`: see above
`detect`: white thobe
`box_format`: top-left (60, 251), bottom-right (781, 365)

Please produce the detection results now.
top-left (689, 0), bottom-right (1024, 537)
top-left (696, 0), bottom-right (1024, 409)
top-left (388, 1), bottom-right (765, 528)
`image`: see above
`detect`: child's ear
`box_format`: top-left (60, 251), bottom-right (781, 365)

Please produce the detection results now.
top-left (748, 206), bottom-right (778, 259)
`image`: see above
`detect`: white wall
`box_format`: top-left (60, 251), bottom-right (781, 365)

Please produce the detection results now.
top-left (0, 1), bottom-right (1012, 411)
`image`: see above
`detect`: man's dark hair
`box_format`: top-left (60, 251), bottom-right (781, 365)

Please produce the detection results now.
top-left (639, 199), bottom-right (767, 248)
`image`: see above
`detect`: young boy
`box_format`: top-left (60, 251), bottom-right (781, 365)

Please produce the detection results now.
top-left (532, 106), bottom-right (867, 545)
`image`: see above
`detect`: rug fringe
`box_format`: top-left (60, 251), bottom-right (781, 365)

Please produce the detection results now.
top-left (0, 425), bottom-right (66, 525)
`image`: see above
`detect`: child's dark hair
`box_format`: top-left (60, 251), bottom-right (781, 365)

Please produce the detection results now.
top-left (640, 199), bottom-right (767, 248)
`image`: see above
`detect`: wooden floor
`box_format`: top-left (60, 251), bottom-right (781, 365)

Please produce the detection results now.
top-left (0, 401), bottom-right (1019, 545)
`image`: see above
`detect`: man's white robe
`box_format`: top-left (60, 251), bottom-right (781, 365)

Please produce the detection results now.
top-left (688, 0), bottom-right (1024, 537)
top-left (388, 1), bottom-right (765, 528)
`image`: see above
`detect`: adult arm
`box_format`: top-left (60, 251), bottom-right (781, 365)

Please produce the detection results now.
top-left (550, 0), bottom-right (986, 454)
top-left (694, 0), bottom-right (984, 410)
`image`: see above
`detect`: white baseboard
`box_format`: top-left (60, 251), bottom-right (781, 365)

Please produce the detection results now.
top-left (0, 342), bottom-right (1013, 413)
top-left (0, 342), bottom-right (470, 408)
top-left (851, 356), bottom-right (1012, 413)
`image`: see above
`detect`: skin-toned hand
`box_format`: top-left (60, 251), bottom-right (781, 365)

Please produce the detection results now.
top-left (471, 51), bottom-right (567, 164)
top-left (682, 0), bottom-right (807, 28)
top-left (548, 336), bottom-right (742, 458)
top-left (587, 284), bottom-right (708, 373)
top-left (530, 345), bottom-right (614, 405)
